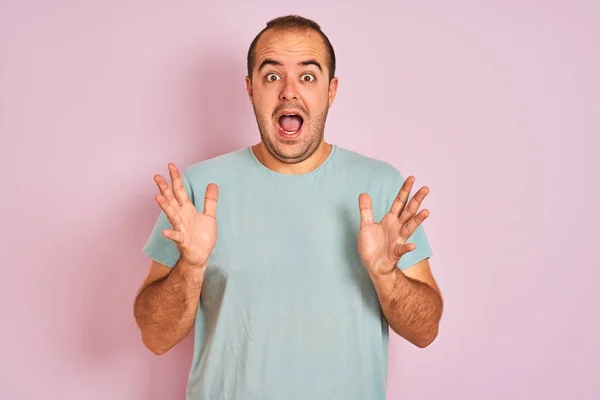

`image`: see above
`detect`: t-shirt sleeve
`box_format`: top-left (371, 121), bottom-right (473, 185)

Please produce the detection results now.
top-left (141, 170), bottom-right (196, 268)
top-left (387, 170), bottom-right (434, 271)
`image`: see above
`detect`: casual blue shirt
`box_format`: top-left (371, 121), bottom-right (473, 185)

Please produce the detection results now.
top-left (142, 145), bottom-right (433, 399)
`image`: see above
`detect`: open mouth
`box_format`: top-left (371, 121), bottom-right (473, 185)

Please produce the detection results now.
top-left (277, 113), bottom-right (304, 135)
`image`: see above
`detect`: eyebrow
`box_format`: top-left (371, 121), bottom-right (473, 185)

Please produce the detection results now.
top-left (258, 58), bottom-right (323, 73)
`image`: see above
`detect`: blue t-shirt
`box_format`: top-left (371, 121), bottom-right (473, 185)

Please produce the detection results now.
top-left (142, 144), bottom-right (433, 400)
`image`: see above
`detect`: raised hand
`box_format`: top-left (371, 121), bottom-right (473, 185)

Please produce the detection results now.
top-left (154, 163), bottom-right (219, 268)
top-left (357, 176), bottom-right (430, 278)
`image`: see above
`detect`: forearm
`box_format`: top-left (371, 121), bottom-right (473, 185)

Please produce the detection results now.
top-left (370, 268), bottom-right (443, 348)
top-left (134, 259), bottom-right (205, 354)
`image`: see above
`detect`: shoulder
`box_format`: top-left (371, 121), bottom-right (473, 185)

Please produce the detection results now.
top-left (182, 147), bottom-right (251, 183)
top-left (185, 147), bottom-right (249, 174)
top-left (177, 147), bottom-right (252, 203)
top-left (333, 145), bottom-right (405, 185)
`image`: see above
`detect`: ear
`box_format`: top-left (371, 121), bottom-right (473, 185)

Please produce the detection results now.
top-left (245, 75), bottom-right (253, 102)
top-left (328, 77), bottom-right (339, 107)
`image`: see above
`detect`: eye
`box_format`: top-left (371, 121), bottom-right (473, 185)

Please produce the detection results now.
top-left (266, 73), bottom-right (281, 82)
top-left (301, 74), bottom-right (315, 82)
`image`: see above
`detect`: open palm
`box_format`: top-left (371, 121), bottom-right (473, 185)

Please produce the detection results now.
top-left (358, 176), bottom-right (430, 278)
top-left (154, 163), bottom-right (219, 267)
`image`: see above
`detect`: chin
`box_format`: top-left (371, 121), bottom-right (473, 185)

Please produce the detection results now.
top-left (263, 134), bottom-right (311, 163)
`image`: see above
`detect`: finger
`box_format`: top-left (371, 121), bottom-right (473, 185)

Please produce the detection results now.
top-left (155, 193), bottom-right (183, 228)
top-left (162, 228), bottom-right (184, 244)
top-left (169, 163), bottom-right (189, 207)
top-left (394, 242), bottom-right (416, 259)
top-left (398, 186), bottom-right (429, 225)
top-left (389, 176), bottom-right (415, 217)
top-left (203, 183), bottom-right (219, 218)
top-left (400, 209), bottom-right (430, 240)
top-left (358, 193), bottom-right (373, 227)
top-left (154, 174), bottom-right (177, 206)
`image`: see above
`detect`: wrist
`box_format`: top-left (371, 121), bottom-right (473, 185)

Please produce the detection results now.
top-left (177, 258), bottom-right (207, 280)
top-left (369, 265), bottom-right (401, 294)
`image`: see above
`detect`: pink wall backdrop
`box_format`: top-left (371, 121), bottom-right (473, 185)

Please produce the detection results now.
top-left (1, 1), bottom-right (598, 399)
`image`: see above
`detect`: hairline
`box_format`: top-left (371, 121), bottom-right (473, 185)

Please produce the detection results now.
top-left (247, 25), bottom-right (335, 82)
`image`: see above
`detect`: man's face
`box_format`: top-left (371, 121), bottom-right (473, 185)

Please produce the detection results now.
top-left (246, 28), bottom-right (338, 164)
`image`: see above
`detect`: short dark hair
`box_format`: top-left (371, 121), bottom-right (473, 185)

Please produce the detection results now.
top-left (246, 15), bottom-right (336, 81)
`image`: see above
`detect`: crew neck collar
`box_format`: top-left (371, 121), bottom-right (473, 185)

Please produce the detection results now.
top-left (248, 144), bottom-right (338, 177)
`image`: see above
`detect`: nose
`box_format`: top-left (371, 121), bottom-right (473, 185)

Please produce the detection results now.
top-left (279, 78), bottom-right (299, 101)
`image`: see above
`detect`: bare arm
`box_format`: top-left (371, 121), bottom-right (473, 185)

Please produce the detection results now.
top-left (134, 259), bottom-right (206, 355)
top-left (370, 259), bottom-right (443, 348)
top-left (134, 163), bottom-right (219, 355)
top-left (357, 175), bottom-right (443, 348)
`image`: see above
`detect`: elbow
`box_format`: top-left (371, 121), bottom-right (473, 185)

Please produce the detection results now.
top-left (412, 324), bottom-right (440, 348)
top-left (413, 304), bottom-right (443, 348)
top-left (392, 325), bottom-right (440, 348)
top-left (141, 333), bottom-right (172, 355)
top-left (412, 331), bottom-right (438, 348)
top-left (147, 344), bottom-right (169, 356)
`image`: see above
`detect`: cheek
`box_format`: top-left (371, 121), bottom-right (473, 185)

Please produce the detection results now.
top-left (254, 88), bottom-right (278, 110)
top-left (304, 90), bottom-right (329, 114)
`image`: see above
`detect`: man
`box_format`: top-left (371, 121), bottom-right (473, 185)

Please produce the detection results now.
top-left (134, 15), bottom-right (443, 400)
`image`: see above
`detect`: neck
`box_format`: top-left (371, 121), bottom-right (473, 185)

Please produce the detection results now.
top-left (252, 141), bottom-right (333, 175)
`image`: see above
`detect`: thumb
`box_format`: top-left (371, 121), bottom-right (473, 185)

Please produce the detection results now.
top-left (358, 193), bottom-right (373, 227)
top-left (394, 242), bottom-right (416, 259)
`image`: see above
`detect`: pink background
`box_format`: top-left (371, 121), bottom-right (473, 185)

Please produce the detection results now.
top-left (1, 1), bottom-right (598, 399)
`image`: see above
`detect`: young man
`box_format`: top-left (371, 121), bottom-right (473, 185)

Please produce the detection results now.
top-left (134, 15), bottom-right (443, 400)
